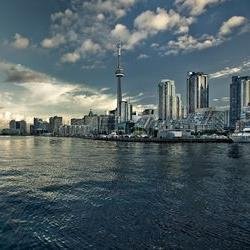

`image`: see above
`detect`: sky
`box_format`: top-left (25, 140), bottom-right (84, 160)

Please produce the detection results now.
top-left (0, 0), bottom-right (250, 127)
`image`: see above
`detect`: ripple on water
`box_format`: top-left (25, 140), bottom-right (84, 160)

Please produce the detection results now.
top-left (0, 137), bottom-right (250, 249)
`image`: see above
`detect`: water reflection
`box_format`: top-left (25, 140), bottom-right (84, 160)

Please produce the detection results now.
top-left (0, 137), bottom-right (250, 249)
top-left (228, 143), bottom-right (242, 158)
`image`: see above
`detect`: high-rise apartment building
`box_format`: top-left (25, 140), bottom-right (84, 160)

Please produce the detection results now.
top-left (120, 101), bottom-right (128, 123)
top-left (49, 116), bottom-right (63, 135)
top-left (158, 79), bottom-right (177, 121)
top-left (176, 93), bottom-right (182, 120)
top-left (127, 102), bottom-right (133, 121)
top-left (33, 118), bottom-right (49, 135)
top-left (187, 72), bottom-right (209, 114)
top-left (9, 120), bottom-right (27, 135)
top-left (230, 76), bottom-right (250, 128)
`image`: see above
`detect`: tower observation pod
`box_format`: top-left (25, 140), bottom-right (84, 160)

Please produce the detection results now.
top-left (115, 42), bottom-right (125, 118)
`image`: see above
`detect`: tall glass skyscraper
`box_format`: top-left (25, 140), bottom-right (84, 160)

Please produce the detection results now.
top-left (158, 79), bottom-right (176, 121)
top-left (230, 76), bottom-right (250, 128)
top-left (176, 93), bottom-right (182, 120)
top-left (187, 72), bottom-right (209, 114)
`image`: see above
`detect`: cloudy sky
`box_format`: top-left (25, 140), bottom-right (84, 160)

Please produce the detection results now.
top-left (0, 0), bottom-right (250, 126)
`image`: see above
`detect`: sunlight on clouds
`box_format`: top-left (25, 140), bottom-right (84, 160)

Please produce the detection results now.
top-left (162, 15), bottom-right (249, 55)
top-left (219, 16), bottom-right (248, 36)
top-left (0, 60), bottom-right (145, 126)
top-left (0, 61), bottom-right (117, 125)
top-left (12, 33), bottom-right (30, 49)
top-left (209, 60), bottom-right (250, 79)
top-left (175, 0), bottom-right (226, 16)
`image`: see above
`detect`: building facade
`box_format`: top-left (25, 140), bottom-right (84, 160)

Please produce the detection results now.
top-left (230, 76), bottom-right (250, 129)
top-left (9, 120), bottom-right (27, 135)
top-left (49, 116), bottom-right (63, 135)
top-left (71, 118), bottom-right (85, 126)
top-left (187, 72), bottom-right (209, 114)
top-left (33, 118), bottom-right (49, 135)
top-left (176, 94), bottom-right (182, 120)
top-left (99, 115), bottom-right (116, 134)
top-left (120, 101), bottom-right (128, 123)
top-left (158, 79), bottom-right (177, 121)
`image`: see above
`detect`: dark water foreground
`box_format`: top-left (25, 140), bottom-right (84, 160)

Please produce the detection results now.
top-left (0, 136), bottom-right (249, 249)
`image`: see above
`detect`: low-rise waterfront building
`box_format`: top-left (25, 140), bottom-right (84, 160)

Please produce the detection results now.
top-left (99, 115), bottom-right (116, 134)
top-left (182, 108), bottom-right (225, 132)
top-left (71, 118), bottom-right (85, 126)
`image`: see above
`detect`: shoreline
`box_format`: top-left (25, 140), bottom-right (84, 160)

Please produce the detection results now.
top-left (91, 137), bottom-right (233, 143)
top-left (0, 135), bottom-right (233, 143)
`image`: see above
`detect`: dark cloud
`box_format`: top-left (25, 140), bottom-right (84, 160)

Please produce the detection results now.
top-left (0, 62), bottom-right (50, 83)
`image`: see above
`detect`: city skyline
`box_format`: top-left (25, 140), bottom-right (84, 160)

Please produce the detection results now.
top-left (1, 0), bottom-right (250, 127)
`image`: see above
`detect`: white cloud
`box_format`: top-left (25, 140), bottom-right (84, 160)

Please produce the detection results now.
top-left (97, 13), bottom-right (105, 21)
top-left (110, 7), bottom-right (194, 50)
top-left (110, 24), bottom-right (131, 43)
top-left (175, 0), bottom-right (225, 16)
top-left (219, 16), bottom-right (248, 36)
top-left (41, 8), bottom-right (79, 49)
top-left (81, 0), bottom-right (137, 18)
top-left (39, 0), bottom-right (247, 64)
top-left (51, 8), bottom-right (78, 25)
top-left (164, 15), bottom-right (249, 55)
top-left (137, 54), bottom-right (149, 59)
top-left (166, 34), bottom-right (222, 55)
top-left (40, 1), bottom-right (139, 64)
top-left (151, 43), bottom-right (160, 48)
top-left (134, 8), bottom-right (194, 34)
top-left (60, 39), bottom-right (102, 64)
top-left (41, 34), bottom-right (65, 49)
top-left (209, 61), bottom-right (250, 79)
top-left (79, 39), bottom-right (102, 54)
top-left (110, 25), bottom-right (147, 50)
top-left (12, 33), bottom-right (30, 49)
top-left (41, 1), bottom-right (196, 64)
top-left (61, 52), bottom-right (80, 63)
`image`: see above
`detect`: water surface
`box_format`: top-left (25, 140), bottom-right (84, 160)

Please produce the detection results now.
top-left (0, 136), bottom-right (249, 249)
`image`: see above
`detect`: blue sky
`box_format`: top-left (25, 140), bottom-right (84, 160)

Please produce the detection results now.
top-left (0, 0), bottom-right (250, 126)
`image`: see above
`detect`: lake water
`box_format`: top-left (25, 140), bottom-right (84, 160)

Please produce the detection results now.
top-left (0, 136), bottom-right (250, 249)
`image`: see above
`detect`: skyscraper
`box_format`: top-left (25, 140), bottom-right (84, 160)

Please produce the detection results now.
top-left (127, 102), bottom-right (133, 121)
top-left (158, 79), bottom-right (177, 121)
top-left (9, 120), bottom-right (27, 135)
top-left (230, 76), bottom-right (250, 128)
top-left (120, 101), bottom-right (128, 123)
top-left (187, 72), bottom-right (209, 114)
top-left (49, 116), bottom-right (63, 135)
top-left (115, 42), bottom-right (125, 121)
top-left (33, 118), bottom-right (49, 135)
top-left (176, 93), bottom-right (182, 120)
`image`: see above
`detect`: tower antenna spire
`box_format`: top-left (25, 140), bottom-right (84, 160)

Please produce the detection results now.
top-left (117, 41), bottom-right (122, 68)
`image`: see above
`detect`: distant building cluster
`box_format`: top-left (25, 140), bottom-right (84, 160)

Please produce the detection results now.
top-left (1, 44), bottom-right (250, 139)
top-left (2, 120), bottom-right (27, 135)
top-left (60, 110), bottom-right (115, 137)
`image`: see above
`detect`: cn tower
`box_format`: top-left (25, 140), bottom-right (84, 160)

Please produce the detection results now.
top-left (115, 42), bottom-right (125, 119)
